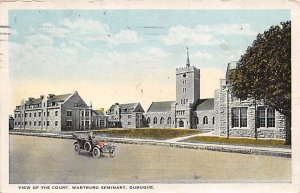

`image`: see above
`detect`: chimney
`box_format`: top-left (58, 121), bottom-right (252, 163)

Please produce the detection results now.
top-left (28, 97), bottom-right (34, 101)
top-left (48, 94), bottom-right (55, 98)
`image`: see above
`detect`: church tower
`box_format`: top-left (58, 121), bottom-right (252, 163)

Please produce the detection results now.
top-left (175, 48), bottom-right (200, 128)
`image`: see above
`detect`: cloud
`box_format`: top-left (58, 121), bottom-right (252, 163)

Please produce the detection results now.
top-left (162, 23), bottom-right (257, 46)
top-left (38, 18), bottom-right (140, 45)
top-left (163, 25), bottom-right (220, 46)
top-left (26, 34), bottom-right (54, 46)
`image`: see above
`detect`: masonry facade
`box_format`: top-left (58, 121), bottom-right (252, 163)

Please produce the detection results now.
top-left (106, 103), bottom-right (145, 128)
top-left (214, 62), bottom-right (286, 139)
top-left (145, 49), bottom-right (215, 131)
top-left (13, 91), bottom-right (95, 132)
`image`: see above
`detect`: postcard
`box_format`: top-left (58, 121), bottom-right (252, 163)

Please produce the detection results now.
top-left (0, 0), bottom-right (300, 193)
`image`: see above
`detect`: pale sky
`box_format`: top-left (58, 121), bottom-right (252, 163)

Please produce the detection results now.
top-left (9, 9), bottom-right (290, 113)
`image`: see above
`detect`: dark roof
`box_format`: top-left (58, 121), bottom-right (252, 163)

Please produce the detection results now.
top-left (107, 103), bottom-right (139, 113)
top-left (26, 98), bottom-right (42, 105)
top-left (195, 98), bottom-right (214, 111)
top-left (147, 101), bottom-right (175, 113)
top-left (94, 110), bottom-right (105, 116)
top-left (48, 93), bottom-right (72, 103)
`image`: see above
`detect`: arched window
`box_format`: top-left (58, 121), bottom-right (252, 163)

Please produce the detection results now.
top-left (212, 117), bottom-right (215, 124)
top-left (203, 116), bottom-right (208, 124)
top-left (194, 116), bottom-right (199, 124)
top-left (147, 117), bottom-right (151, 124)
top-left (167, 117), bottom-right (171, 124)
top-left (160, 117), bottom-right (164, 124)
top-left (154, 117), bottom-right (157, 124)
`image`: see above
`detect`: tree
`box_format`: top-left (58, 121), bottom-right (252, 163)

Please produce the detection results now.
top-left (230, 21), bottom-right (291, 144)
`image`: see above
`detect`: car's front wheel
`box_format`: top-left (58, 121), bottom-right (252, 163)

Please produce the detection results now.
top-left (92, 147), bottom-right (101, 159)
top-left (74, 143), bottom-right (80, 155)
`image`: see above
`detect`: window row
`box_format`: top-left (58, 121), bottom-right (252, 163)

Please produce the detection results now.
top-left (180, 99), bottom-right (188, 105)
top-left (231, 107), bottom-right (275, 128)
top-left (194, 116), bottom-right (215, 125)
top-left (15, 120), bottom-right (59, 127)
top-left (15, 111), bottom-right (59, 118)
top-left (147, 117), bottom-right (172, 125)
top-left (80, 110), bottom-right (90, 117)
top-left (176, 110), bottom-right (185, 116)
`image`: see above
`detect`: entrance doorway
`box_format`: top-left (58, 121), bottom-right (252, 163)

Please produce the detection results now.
top-left (179, 121), bottom-right (184, 127)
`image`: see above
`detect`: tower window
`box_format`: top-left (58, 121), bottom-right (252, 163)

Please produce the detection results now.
top-left (183, 73), bottom-right (186, 77)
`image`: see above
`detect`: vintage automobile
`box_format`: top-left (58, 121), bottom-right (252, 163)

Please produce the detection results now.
top-left (73, 132), bottom-right (116, 159)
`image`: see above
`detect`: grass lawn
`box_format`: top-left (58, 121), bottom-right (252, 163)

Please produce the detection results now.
top-left (185, 136), bottom-right (289, 148)
top-left (94, 128), bottom-right (201, 140)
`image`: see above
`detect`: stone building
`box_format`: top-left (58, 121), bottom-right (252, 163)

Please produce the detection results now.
top-left (214, 62), bottom-right (286, 139)
top-left (92, 108), bottom-right (108, 129)
top-left (145, 48), bottom-right (215, 131)
top-left (13, 91), bottom-right (94, 132)
top-left (106, 103), bottom-right (145, 128)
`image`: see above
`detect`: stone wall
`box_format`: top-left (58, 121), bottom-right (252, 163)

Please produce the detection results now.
top-left (193, 109), bottom-right (215, 130)
top-left (214, 79), bottom-right (286, 139)
top-left (145, 111), bottom-right (175, 128)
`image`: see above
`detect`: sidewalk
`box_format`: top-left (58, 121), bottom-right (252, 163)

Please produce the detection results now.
top-left (9, 131), bottom-right (291, 158)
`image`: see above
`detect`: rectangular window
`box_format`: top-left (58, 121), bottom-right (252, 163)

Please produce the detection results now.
top-left (29, 113), bottom-right (32, 117)
top-left (128, 114), bottom-right (132, 118)
top-left (81, 111), bottom-right (84, 116)
top-left (15, 122), bottom-right (17, 125)
top-left (67, 110), bottom-right (72, 117)
top-left (240, 108), bottom-right (248, 127)
top-left (34, 112), bottom-right (36, 117)
top-left (39, 121), bottom-right (41, 126)
top-left (85, 121), bottom-right (89, 127)
top-left (47, 111), bottom-right (50, 116)
top-left (258, 107), bottom-right (266, 127)
top-left (74, 102), bottom-right (78, 107)
top-left (232, 108), bottom-right (239, 127)
top-left (39, 112), bottom-right (41, 117)
top-left (67, 120), bottom-right (72, 127)
top-left (55, 121), bottom-right (58, 126)
top-left (25, 121), bottom-right (28, 126)
top-left (15, 114), bottom-right (17, 118)
top-left (29, 121), bottom-right (31, 126)
top-left (47, 121), bottom-right (50, 126)
top-left (44, 112), bottom-right (46, 116)
top-left (81, 121), bottom-right (84, 127)
top-left (55, 111), bottom-right (58, 116)
top-left (34, 121), bottom-right (36, 126)
top-left (128, 122), bottom-right (131, 125)
top-left (18, 114), bottom-right (20, 118)
top-left (232, 108), bottom-right (248, 128)
top-left (25, 113), bottom-right (27, 117)
top-left (267, 108), bottom-right (275, 127)
top-left (85, 111), bottom-right (89, 116)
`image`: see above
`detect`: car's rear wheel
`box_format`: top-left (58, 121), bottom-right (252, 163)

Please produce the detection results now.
top-left (84, 142), bottom-right (92, 152)
top-left (93, 147), bottom-right (101, 159)
top-left (74, 143), bottom-right (80, 155)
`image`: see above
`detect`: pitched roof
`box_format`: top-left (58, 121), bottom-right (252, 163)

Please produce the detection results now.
top-left (48, 93), bottom-right (72, 103)
top-left (26, 98), bottom-right (42, 105)
top-left (195, 98), bottom-right (214, 111)
top-left (94, 110), bottom-right (105, 116)
top-left (147, 101), bottom-right (175, 113)
top-left (107, 103), bottom-right (139, 114)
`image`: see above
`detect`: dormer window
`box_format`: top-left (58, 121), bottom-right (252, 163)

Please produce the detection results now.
top-left (183, 73), bottom-right (186, 78)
